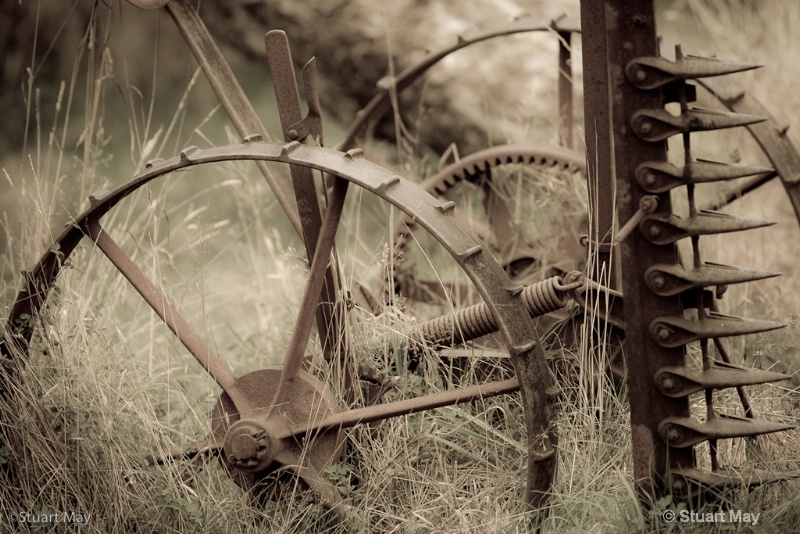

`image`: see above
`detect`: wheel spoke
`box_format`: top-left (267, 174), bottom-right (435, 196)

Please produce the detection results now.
top-left (85, 219), bottom-right (255, 415)
top-left (269, 178), bottom-right (349, 411)
top-left (276, 377), bottom-right (520, 439)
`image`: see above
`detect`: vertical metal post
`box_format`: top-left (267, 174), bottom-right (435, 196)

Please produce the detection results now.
top-left (579, 0), bottom-right (617, 288)
top-left (580, 0), bottom-right (694, 498)
top-left (557, 31), bottom-right (574, 150)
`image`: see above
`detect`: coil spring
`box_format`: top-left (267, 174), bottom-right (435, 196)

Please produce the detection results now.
top-left (418, 275), bottom-right (573, 346)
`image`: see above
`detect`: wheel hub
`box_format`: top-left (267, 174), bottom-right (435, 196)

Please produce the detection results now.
top-left (211, 367), bottom-right (344, 497)
top-left (223, 419), bottom-right (276, 472)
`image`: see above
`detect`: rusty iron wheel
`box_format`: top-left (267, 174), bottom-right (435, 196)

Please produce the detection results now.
top-left (1, 141), bottom-right (558, 513)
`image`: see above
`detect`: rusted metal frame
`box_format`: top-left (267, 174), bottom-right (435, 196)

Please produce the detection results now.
top-left (278, 378), bottom-right (520, 439)
top-left (165, 0), bottom-right (301, 237)
top-left (579, 0), bottom-right (617, 290)
top-left (600, 0), bottom-right (694, 497)
top-left (83, 218), bottom-right (256, 416)
top-left (265, 30), bottom-right (344, 367)
top-left (336, 16), bottom-right (581, 151)
top-left (5, 140), bottom-right (557, 509)
top-left (162, 377), bottom-right (521, 459)
top-left (267, 177), bottom-right (349, 415)
top-left (558, 29), bottom-right (574, 149)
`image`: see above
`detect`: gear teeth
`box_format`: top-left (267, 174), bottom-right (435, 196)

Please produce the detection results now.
top-left (640, 210), bottom-right (774, 245)
top-left (650, 312), bottom-right (784, 348)
top-left (635, 160), bottom-right (773, 193)
top-left (659, 415), bottom-right (792, 449)
top-left (655, 362), bottom-right (790, 398)
top-left (632, 107), bottom-right (767, 142)
top-left (626, 55), bottom-right (761, 90)
top-left (645, 262), bottom-right (780, 296)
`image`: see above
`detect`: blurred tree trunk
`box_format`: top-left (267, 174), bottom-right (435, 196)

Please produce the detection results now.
top-left (199, 0), bottom-right (581, 160)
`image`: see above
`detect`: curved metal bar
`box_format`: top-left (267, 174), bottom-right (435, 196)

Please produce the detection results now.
top-left (335, 16), bottom-right (581, 151)
top-left (3, 140), bottom-right (557, 508)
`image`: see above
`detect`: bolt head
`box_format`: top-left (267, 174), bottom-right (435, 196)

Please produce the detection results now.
top-left (648, 223), bottom-right (662, 237)
top-left (287, 128), bottom-right (299, 140)
top-left (656, 325), bottom-right (671, 341)
top-left (635, 68), bottom-right (648, 82)
top-left (660, 375), bottom-right (677, 393)
top-left (644, 171), bottom-right (658, 186)
top-left (652, 275), bottom-right (666, 289)
top-left (639, 121), bottom-right (653, 134)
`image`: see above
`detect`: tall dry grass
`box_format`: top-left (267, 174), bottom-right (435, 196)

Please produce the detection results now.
top-left (1, 1), bottom-right (800, 533)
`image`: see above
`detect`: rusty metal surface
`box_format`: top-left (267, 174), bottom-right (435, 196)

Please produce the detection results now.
top-left (598, 0), bottom-right (695, 498)
top-left (2, 139), bottom-right (557, 510)
top-left (557, 27), bottom-right (574, 149)
top-left (640, 210), bottom-right (773, 245)
top-left (165, 0), bottom-right (301, 236)
top-left (655, 363), bottom-right (790, 398)
top-left (650, 313), bottom-right (783, 348)
top-left (626, 55), bottom-right (759, 90)
top-left (264, 31), bottom-right (344, 367)
top-left (8, 2), bottom-right (800, 516)
top-left (84, 219), bottom-right (255, 416)
top-left (211, 368), bottom-right (345, 511)
top-left (659, 415), bottom-right (792, 449)
top-left (635, 160), bottom-right (773, 193)
top-left (631, 107), bottom-right (767, 142)
top-left (698, 74), bottom-right (800, 220)
top-left (337, 15), bottom-right (581, 151)
top-left (597, 0), bottom-right (794, 500)
top-left (644, 262), bottom-right (780, 297)
top-left (390, 144), bottom-right (585, 296)
top-left (580, 0), bottom-right (617, 290)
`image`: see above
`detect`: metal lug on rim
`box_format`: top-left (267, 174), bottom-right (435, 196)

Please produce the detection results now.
top-left (659, 415), bottom-right (792, 449)
top-left (644, 262), bottom-right (781, 296)
top-left (88, 189), bottom-right (110, 208)
top-left (626, 55), bottom-right (760, 90)
top-left (655, 362), bottom-right (791, 398)
top-left (640, 210), bottom-right (774, 245)
top-left (635, 160), bottom-right (774, 194)
top-left (649, 312), bottom-right (784, 348)
top-left (670, 467), bottom-right (800, 500)
top-left (180, 145), bottom-right (201, 163)
top-left (631, 107), bottom-right (767, 142)
top-left (243, 133), bottom-right (264, 145)
top-left (145, 158), bottom-right (165, 169)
